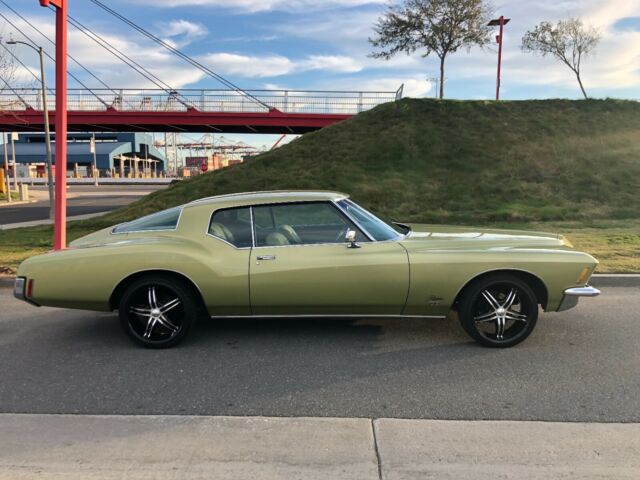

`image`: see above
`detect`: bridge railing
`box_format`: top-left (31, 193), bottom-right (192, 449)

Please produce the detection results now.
top-left (0, 88), bottom-right (402, 115)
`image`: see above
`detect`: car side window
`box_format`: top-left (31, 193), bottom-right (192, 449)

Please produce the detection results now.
top-left (112, 206), bottom-right (182, 233)
top-left (209, 207), bottom-right (252, 248)
top-left (252, 202), bottom-right (366, 247)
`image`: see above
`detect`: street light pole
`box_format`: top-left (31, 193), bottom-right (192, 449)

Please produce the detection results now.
top-left (39, 46), bottom-right (55, 219)
top-left (6, 40), bottom-right (55, 219)
top-left (488, 16), bottom-right (511, 101)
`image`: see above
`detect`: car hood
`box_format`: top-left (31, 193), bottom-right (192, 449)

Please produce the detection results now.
top-left (400, 224), bottom-right (571, 250)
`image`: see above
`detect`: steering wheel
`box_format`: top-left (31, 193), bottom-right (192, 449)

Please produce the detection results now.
top-left (335, 226), bottom-right (350, 243)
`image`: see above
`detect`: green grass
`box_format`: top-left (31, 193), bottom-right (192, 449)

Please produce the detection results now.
top-left (0, 191), bottom-right (19, 201)
top-left (1, 98), bottom-right (639, 274)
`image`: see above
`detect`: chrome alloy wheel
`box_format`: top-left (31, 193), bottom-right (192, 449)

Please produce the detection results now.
top-left (471, 284), bottom-right (532, 343)
top-left (123, 283), bottom-right (187, 345)
top-left (129, 286), bottom-right (182, 340)
top-left (119, 275), bottom-right (200, 348)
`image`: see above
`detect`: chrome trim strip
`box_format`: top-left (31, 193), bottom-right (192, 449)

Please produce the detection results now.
top-left (564, 286), bottom-right (601, 297)
top-left (252, 241), bottom-right (373, 250)
top-left (249, 206), bottom-right (256, 248)
top-left (210, 314), bottom-right (447, 320)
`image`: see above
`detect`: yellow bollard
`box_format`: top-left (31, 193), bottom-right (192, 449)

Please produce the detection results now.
top-left (0, 169), bottom-right (5, 195)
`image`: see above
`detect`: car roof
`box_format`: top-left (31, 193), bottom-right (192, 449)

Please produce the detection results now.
top-left (185, 190), bottom-right (349, 209)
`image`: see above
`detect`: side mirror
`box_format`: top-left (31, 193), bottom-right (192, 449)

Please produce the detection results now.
top-left (345, 230), bottom-right (361, 248)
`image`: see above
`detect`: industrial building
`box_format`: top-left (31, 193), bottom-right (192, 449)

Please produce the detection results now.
top-left (6, 133), bottom-right (167, 177)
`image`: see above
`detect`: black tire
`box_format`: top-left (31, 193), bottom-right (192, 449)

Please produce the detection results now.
top-left (458, 274), bottom-right (539, 348)
top-left (118, 275), bottom-right (200, 348)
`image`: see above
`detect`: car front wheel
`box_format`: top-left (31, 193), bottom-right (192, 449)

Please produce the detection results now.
top-left (119, 275), bottom-right (199, 348)
top-left (458, 274), bottom-right (539, 348)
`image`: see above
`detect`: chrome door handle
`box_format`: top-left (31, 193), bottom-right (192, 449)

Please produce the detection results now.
top-left (256, 255), bottom-right (276, 261)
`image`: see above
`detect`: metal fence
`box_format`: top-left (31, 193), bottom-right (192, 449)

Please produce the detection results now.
top-left (0, 87), bottom-right (403, 115)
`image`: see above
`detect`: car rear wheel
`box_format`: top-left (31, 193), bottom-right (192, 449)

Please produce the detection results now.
top-left (119, 275), bottom-right (199, 348)
top-left (458, 274), bottom-right (539, 348)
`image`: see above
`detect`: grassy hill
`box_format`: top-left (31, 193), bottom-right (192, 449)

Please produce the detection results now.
top-left (2, 98), bottom-right (640, 273)
top-left (101, 97), bottom-right (640, 226)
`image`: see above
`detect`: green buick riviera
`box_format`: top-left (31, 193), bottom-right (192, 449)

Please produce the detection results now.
top-left (14, 191), bottom-right (600, 348)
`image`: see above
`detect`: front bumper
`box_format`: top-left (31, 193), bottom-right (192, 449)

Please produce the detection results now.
top-left (557, 285), bottom-right (601, 312)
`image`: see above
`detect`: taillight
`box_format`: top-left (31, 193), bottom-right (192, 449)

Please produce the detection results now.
top-left (26, 279), bottom-right (34, 298)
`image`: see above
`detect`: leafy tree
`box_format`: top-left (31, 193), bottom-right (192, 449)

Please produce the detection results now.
top-left (521, 18), bottom-right (600, 99)
top-left (369, 0), bottom-right (492, 99)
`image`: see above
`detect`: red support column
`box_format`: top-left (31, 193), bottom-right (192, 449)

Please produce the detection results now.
top-left (40, 0), bottom-right (67, 249)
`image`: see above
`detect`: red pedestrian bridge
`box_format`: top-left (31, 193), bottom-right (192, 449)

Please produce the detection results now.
top-left (0, 87), bottom-right (402, 134)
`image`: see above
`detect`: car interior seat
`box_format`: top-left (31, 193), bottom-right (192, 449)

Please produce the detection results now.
top-left (265, 232), bottom-right (290, 246)
top-left (277, 224), bottom-right (302, 244)
top-left (209, 222), bottom-right (235, 244)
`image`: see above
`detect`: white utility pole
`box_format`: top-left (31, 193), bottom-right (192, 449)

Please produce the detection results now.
top-left (3, 136), bottom-right (11, 203)
top-left (90, 134), bottom-right (98, 186)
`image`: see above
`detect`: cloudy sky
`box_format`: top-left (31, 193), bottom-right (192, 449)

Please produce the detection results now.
top-left (2, 0), bottom-right (639, 146)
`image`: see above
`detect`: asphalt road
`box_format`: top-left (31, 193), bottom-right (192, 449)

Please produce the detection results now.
top-left (0, 185), bottom-right (163, 225)
top-left (0, 286), bottom-right (637, 422)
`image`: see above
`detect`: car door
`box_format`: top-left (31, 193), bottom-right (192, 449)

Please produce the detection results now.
top-left (249, 201), bottom-right (409, 315)
top-left (204, 206), bottom-right (253, 315)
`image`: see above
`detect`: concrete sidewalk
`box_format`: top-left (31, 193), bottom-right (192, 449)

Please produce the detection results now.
top-left (1, 415), bottom-right (638, 480)
top-left (0, 212), bottom-right (107, 230)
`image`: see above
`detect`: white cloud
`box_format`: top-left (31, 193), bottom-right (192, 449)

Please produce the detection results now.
top-left (299, 55), bottom-right (363, 73)
top-left (334, 76), bottom-right (431, 97)
top-left (157, 19), bottom-right (208, 47)
top-left (202, 53), bottom-right (294, 77)
top-left (201, 52), bottom-right (364, 77)
top-left (3, 15), bottom-right (205, 90)
top-left (129, 0), bottom-right (387, 13)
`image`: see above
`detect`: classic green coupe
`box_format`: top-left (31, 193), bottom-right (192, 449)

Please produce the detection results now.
top-left (14, 191), bottom-right (600, 348)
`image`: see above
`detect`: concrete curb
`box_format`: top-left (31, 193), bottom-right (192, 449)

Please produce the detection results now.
top-left (589, 274), bottom-right (640, 287)
top-left (0, 211), bottom-right (108, 230)
top-left (0, 414), bottom-right (638, 480)
top-left (0, 199), bottom-right (37, 208)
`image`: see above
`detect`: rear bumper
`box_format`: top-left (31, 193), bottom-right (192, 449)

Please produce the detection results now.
top-left (13, 276), bottom-right (25, 301)
top-left (13, 276), bottom-right (39, 307)
top-left (557, 285), bottom-right (601, 312)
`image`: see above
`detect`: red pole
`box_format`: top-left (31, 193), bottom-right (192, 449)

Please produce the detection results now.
top-left (496, 15), bottom-right (504, 101)
top-left (40, 0), bottom-right (67, 249)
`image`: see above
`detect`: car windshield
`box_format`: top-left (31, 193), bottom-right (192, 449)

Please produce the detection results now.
top-left (337, 199), bottom-right (403, 241)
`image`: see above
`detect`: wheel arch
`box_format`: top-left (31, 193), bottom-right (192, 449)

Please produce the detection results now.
top-left (109, 269), bottom-right (206, 312)
top-left (452, 269), bottom-right (549, 310)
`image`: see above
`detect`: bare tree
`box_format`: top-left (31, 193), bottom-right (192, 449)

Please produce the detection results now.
top-left (369, 0), bottom-right (492, 99)
top-left (521, 18), bottom-right (600, 99)
top-left (0, 30), bottom-right (20, 114)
